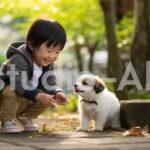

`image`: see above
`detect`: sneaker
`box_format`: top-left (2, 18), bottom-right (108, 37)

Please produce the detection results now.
top-left (0, 120), bottom-right (21, 133)
top-left (18, 117), bottom-right (39, 131)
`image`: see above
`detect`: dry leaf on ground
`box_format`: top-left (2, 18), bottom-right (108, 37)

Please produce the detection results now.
top-left (123, 125), bottom-right (150, 137)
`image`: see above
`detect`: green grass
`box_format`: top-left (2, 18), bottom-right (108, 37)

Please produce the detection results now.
top-left (129, 91), bottom-right (150, 99)
top-left (60, 93), bottom-right (78, 112)
top-left (43, 93), bottom-right (78, 116)
top-left (0, 53), bottom-right (6, 65)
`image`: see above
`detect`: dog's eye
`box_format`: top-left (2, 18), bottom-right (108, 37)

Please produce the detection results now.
top-left (82, 81), bottom-right (88, 86)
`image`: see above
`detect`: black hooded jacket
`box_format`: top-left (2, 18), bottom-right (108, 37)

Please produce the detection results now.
top-left (0, 42), bottom-right (63, 101)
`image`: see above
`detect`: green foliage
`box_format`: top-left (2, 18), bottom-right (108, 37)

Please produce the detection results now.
top-left (129, 91), bottom-right (150, 99)
top-left (98, 73), bottom-right (115, 92)
top-left (59, 93), bottom-right (78, 112)
top-left (116, 13), bottom-right (134, 52)
top-left (0, 54), bottom-right (6, 65)
top-left (0, 0), bottom-right (105, 46)
top-left (53, 0), bottom-right (105, 45)
top-left (44, 93), bottom-right (78, 116)
top-left (105, 82), bottom-right (115, 92)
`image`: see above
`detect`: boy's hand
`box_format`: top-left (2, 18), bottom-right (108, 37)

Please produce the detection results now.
top-left (54, 92), bottom-right (68, 105)
top-left (35, 93), bottom-right (57, 108)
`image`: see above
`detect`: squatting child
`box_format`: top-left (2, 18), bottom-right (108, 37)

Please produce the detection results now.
top-left (0, 18), bottom-right (68, 133)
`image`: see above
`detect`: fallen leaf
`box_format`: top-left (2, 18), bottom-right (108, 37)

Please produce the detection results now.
top-left (122, 125), bottom-right (150, 137)
top-left (122, 130), bottom-right (130, 136)
top-left (129, 126), bottom-right (142, 136)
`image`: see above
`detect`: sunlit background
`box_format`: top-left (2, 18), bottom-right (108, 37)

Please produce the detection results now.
top-left (2, 0), bottom-right (149, 105)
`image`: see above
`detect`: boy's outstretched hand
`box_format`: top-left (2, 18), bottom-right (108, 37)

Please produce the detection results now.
top-left (35, 93), bottom-right (57, 108)
top-left (54, 92), bottom-right (68, 105)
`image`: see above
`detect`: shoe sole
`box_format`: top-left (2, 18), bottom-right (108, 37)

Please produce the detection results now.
top-left (0, 128), bottom-right (21, 133)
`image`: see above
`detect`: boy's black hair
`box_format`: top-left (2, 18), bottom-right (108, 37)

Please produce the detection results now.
top-left (26, 18), bottom-right (66, 50)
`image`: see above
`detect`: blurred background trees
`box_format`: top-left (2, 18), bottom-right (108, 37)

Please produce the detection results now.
top-left (131, 0), bottom-right (150, 90)
top-left (0, 0), bottom-right (149, 107)
top-left (100, 0), bottom-right (128, 99)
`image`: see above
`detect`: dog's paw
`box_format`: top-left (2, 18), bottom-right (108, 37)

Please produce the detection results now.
top-left (76, 127), bottom-right (88, 132)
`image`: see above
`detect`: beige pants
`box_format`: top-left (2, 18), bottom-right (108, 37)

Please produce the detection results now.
top-left (0, 86), bottom-right (46, 121)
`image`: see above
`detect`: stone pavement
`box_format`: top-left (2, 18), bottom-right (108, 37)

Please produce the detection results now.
top-left (0, 130), bottom-right (150, 150)
top-left (0, 119), bottom-right (150, 150)
top-left (1, 99), bottom-right (150, 150)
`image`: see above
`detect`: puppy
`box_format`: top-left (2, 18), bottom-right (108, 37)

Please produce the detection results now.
top-left (74, 74), bottom-right (120, 131)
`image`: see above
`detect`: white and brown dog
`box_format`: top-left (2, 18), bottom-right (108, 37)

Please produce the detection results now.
top-left (74, 74), bottom-right (120, 131)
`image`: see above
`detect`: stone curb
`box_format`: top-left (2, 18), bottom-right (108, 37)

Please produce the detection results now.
top-left (120, 100), bottom-right (150, 129)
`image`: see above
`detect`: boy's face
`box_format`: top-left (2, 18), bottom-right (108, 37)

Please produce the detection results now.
top-left (32, 42), bottom-right (61, 66)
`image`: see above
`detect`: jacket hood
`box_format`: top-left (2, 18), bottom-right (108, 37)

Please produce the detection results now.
top-left (6, 42), bottom-right (33, 66)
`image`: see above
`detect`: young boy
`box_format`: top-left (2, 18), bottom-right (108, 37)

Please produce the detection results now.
top-left (0, 18), bottom-right (68, 133)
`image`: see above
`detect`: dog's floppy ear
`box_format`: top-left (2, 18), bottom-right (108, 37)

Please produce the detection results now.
top-left (94, 80), bottom-right (105, 93)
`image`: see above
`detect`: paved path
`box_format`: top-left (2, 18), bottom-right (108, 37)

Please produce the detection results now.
top-left (0, 101), bottom-right (150, 150)
top-left (0, 118), bottom-right (150, 150)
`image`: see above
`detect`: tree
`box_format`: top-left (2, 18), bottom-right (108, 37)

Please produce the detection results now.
top-left (0, 0), bottom-right (105, 72)
top-left (131, 0), bottom-right (150, 89)
top-left (54, 0), bottom-right (105, 72)
top-left (99, 0), bottom-right (128, 99)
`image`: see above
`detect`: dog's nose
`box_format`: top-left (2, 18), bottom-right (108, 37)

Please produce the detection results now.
top-left (74, 84), bottom-right (78, 88)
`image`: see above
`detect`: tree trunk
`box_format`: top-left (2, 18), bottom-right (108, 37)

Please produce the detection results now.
top-left (131, 0), bottom-right (150, 89)
top-left (88, 41), bottom-right (99, 72)
top-left (88, 51), bottom-right (94, 72)
top-left (100, 0), bottom-right (128, 100)
top-left (74, 44), bottom-right (83, 72)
